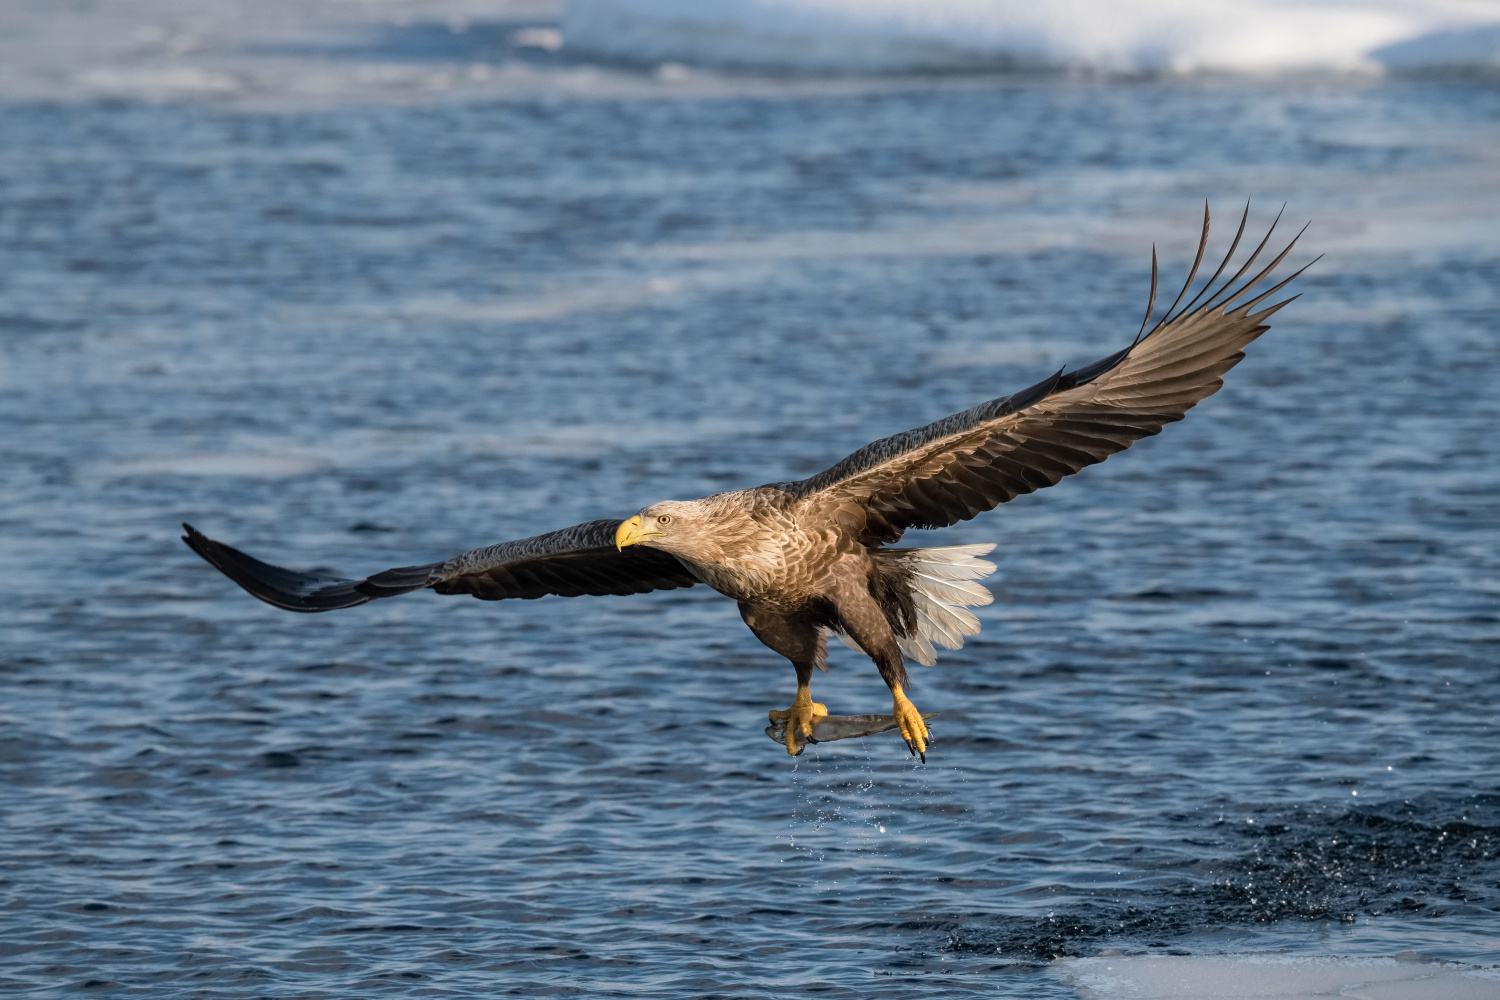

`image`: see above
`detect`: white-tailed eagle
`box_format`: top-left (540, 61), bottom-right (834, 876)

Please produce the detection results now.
top-left (184, 205), bottom-right (1309, 759)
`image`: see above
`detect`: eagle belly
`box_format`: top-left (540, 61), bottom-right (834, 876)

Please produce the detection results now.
top-left (685, 505), bottom-right (840, 608)
top-left (831, 544), bottom-right (998, 666)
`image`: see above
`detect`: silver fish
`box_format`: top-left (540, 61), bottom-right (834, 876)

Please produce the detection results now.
top-left (764, 712), bottom-right (937, 752)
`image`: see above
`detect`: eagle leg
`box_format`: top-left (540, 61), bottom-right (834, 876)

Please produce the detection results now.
top-left (891, 684), bottom-right (929, 762)
top-left (769, 685), bottom-right (828, 757)
top-left (825, 582), bottom-right (931, 761)
top-left (738, 602), bottom-right (831, 756)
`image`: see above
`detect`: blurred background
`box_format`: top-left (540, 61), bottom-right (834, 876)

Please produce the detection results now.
top-left (2, 2), bottom-right (1499, 997)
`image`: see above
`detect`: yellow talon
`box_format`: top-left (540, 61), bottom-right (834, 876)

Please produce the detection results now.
top-left (892, 684), bottom-right (929, 761)
top-left (769, 685), bottom-right (828, 756)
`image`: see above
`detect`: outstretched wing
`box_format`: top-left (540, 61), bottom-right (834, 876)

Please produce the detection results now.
top-left (789, 205), bottom-right (1313, 545)
top-left (182, 519), bottom-right (699, 613)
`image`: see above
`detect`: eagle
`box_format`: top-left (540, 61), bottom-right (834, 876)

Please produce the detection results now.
top-left (184, 205), bottom-right (1308, 760)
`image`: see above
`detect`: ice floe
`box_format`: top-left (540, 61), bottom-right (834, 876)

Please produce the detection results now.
top-left (1056, 953), bottom-right (1500, 1000)
top-left (564, 0), bottom-right (1500, 74)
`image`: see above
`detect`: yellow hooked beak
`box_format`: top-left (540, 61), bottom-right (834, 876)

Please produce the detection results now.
top-left (615, 515), bottom-right (662, 550)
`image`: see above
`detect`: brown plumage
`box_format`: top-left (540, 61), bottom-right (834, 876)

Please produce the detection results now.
top-left (183, 205), bottom-right (1311, 759)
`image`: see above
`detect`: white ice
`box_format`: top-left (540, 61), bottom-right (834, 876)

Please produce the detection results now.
top-left (563, 0), bottom-right (1500, 74)
top-left (7, 1), bottom-right (1500, 107)
top-left (1056, 954), bottom-right (1500, 1000)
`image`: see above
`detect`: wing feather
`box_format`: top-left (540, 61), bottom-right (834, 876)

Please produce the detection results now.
top-left (788, 207), bottom-right (1310, 543)
top-left (182, 518), bottom-right (698, 613)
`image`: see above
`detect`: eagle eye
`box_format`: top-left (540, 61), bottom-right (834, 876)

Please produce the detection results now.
top-left (657, 514), bottom-right (672, 525)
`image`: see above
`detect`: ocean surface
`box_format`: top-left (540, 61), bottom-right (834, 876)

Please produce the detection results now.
top-left (2, 20), bottom-right (1500, 997)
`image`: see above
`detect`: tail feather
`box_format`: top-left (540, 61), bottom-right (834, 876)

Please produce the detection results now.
top-left (913, 592), bottom-right (979, 646)
top-left (908, 557), bottom-right (997, 583)
top-left (910, 573), bottom-right (992, 607)
top-left (834, 543), bottom-right (998, 667)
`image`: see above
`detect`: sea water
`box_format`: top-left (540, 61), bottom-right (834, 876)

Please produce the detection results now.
top-left (1, 3), bottom-right (1499, 998)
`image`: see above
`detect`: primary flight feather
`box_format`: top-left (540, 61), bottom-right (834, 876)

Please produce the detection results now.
top-left (184, 205), bottom-right (1310, 759)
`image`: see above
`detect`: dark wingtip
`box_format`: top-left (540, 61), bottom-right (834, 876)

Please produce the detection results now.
top-left (181, 524), bottom-right (371, 613)
top-left (1151, 202), bottom-right (1213, 333)
top-left (1135, 243), bottom-right (1160, 342)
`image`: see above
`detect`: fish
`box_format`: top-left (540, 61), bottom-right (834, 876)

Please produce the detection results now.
top-left (765, 712), bottom-right (937, 755)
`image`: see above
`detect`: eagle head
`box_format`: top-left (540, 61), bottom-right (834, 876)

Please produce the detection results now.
top-left (615, 500), bottom-right (705, 556)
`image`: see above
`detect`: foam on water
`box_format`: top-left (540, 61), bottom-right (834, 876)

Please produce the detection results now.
top-left (564, 0), bottom-right (1500, 74)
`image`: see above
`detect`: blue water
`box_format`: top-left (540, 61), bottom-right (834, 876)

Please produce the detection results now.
top-left (2, 76), bottom-right (1499, 997)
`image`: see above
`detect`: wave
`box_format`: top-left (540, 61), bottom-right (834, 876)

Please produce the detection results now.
top-left (562, 0), bottom-right (1500, 75)
top-left (943, 795), bottom-right (1500, 959)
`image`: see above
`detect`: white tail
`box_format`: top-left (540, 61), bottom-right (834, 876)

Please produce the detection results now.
top-left (830, 543), bottom-right (997, 666)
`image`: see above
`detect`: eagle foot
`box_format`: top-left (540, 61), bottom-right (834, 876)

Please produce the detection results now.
top-left (769, 689), bottom-right (827, 757)
top-left (892, 685), bottom-right (929, 762)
